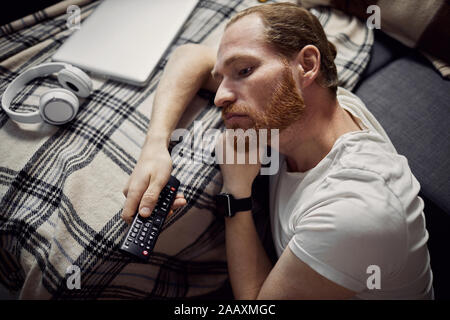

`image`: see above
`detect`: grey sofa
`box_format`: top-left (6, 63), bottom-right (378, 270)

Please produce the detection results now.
top-left (354, 30), bottom-right (450, 300)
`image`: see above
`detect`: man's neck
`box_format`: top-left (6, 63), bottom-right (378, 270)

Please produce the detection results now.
top-left (279, 88), bottom-right (361, 173)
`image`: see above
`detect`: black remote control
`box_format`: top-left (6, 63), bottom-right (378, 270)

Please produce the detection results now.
top-left (120, 175), bottom-right (180, 260)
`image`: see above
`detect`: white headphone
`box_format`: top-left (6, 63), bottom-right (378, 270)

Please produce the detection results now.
top-left (1, 62), bottom-right (93, 125)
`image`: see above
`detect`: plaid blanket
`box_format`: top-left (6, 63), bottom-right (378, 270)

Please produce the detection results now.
top-left (0, 0), bottom-right (373, 299)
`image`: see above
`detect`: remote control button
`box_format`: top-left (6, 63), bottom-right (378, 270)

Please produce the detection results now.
top-left (150, 231), bottom-right (157, 237)
top-left (142, 250), bottom-right (148, 256)
top-left (141, 231), bottom-right (146, 236)
top-left (154, 217), bottom-right (162, 225)
top-left (146, 246), bottom-right (150, 250)
top-left (128, 237), bottom-right (133, 242)
top-left (145, 222), bottom-right (151, 227)
top-left (139, 236), bottom-right (144, 241)
top-left (134, 240), bottom-right (139, 244)
top-left (131, 232), bottom-right (137, 237)
top-left (133, 228), bottom-right (138, 233)
top-left (143, 227), bottom-right (148, 232)
top-left (124, 242), bottom-right (129, 247)
top-left (140, 243), bottom-right (144, 247)
top-left (152, 226), bottom-right (158, 232)
top-left (170, 187), bottom-right (176, 191)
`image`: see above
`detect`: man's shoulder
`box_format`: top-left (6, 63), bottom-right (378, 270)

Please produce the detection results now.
top-left (330, 130), bottom-right (420, 204)
top-left (293, 132), bottom-right (421, 235)
top-left (297, 158), bottom-right (410, 248)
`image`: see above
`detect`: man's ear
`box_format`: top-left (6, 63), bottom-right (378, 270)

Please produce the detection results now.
top-left (294, 45), bottom-right (321, 89)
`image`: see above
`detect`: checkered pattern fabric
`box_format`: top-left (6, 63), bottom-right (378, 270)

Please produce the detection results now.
top-left (0, 0), bottom-right (373, 299)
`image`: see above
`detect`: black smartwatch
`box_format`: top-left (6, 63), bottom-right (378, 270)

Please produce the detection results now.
top-left (214, 193), bottom-right (252, 218)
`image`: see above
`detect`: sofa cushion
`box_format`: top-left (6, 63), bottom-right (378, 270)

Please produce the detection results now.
top-left (355, 53), bottom-right (450, 214)
top-left (360, 30), bottom-right (408, 80)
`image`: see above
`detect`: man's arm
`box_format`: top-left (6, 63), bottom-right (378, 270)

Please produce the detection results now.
top-left (257, 246), bottom-right (357, 299)
top-left (224, 204), bottom-right (356, 300)
top-left (122, 44), bottom-right (219, 223)
top-left (145, 44), bottom-right (219, 147)
top-left (224, 207), bottom-right (273, 299)
top-left (218, 134), bottom-right (356, 300)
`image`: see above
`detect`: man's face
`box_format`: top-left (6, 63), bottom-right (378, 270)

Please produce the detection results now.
top-left (212, 14), bottom-right (305, 132)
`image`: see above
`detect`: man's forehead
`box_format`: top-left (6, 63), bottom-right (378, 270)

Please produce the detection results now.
top-left (217, 14), bottom-right (266, 59)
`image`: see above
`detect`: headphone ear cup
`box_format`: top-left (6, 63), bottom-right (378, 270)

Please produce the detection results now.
top-left (57, 65), bottom-right (93, 98)
top-left (39, 88), bottom-right (79, 125)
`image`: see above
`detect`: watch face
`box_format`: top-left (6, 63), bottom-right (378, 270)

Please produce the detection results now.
top-left (215, 194), bottom-right (231, 217)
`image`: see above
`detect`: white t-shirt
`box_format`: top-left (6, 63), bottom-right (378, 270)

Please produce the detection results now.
top-left (269, 87), bottom-right (433, 299)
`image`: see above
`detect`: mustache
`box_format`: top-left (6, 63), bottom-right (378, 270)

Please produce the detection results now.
top-left (222, 103), bottom-right (251, 119)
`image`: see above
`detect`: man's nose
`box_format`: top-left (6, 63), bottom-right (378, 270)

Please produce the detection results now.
top-left (214, 82), bottom-right (236, 108)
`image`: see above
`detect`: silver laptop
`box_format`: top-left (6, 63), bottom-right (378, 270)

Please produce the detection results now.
top-left (53, 0), bottom-right (198, 86)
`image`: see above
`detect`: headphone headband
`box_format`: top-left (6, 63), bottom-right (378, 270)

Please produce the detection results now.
top-left (1, 62), bottom-right (74, 123)
top-left (1, 62), bottom-right (92, 123)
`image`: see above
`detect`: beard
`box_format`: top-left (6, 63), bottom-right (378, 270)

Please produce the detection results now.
top-left (221, 63), bottom-right (305, 153)
top-left (221, 63), bottom-right (305, 131)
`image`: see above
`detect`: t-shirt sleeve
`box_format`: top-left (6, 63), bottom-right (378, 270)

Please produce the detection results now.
top-left (288, 170), bottom-right (408, 293)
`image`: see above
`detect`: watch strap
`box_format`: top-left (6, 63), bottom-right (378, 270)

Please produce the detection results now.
top-left (233, 197), bottom-right (252, 214)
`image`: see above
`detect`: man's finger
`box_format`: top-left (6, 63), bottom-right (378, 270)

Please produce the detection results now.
top-left (171, 193), bottom-right (187, 209)
top-left (122, 189), bottom-right (143, 224)
top-left (174, 193), bottom-right (186, 201)
top-left (138, 180), bottom-right (165, 218)
top-left (172, 197), bottom-right (187, 210)
top-left (122, 179), bottom-right (131, 197)
top-left (165, 194), bottom-right (186, 218)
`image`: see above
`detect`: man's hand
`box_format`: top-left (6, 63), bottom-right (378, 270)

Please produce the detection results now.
top-left (216, 131), bottom-right (261, 198)
top-left (122, 141), bottom-right (186, 224)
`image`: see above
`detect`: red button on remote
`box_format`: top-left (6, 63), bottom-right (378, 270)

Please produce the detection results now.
top-left (142, 250), bottom-right (148, 256)
top-left (170, 187), bottom-right (176, 191)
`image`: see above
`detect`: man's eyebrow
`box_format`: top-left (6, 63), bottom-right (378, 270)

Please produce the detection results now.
top-left (211, 54), bottom-right (256, 79)
top-left (211, 68), bottom-right (221, 80)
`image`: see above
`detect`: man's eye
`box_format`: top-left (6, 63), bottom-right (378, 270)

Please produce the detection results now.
top-left (238, 67), bottom-right (253, 77)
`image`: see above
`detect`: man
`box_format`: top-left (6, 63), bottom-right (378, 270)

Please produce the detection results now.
top-left (122, 3), bottom-right (433, 299)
